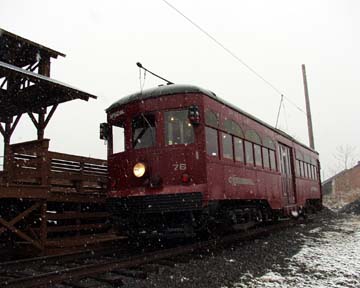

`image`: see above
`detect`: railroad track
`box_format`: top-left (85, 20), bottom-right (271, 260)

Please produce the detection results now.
top-left (0, 219), bottom-right (304, 288)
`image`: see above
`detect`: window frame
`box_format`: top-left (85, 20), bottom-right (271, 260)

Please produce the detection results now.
top-left (269, 149), bottom-right (277, 171)
top-left (205, 126), bottom-right (219, 158)
top-left (221, 132), bottom-right (234, 160)
top-left (244, 140), bottom-right (255, 166)
top-left (131, 113), bottom-right (157, 150)
top-left (164, 109), bottom-right (195, 147)
top-left (254, 144), bottom-right (263, 167)
top-left (234, 136), bottom-right (245, 163)
top-left (262, 147), bottom-right (270, 169)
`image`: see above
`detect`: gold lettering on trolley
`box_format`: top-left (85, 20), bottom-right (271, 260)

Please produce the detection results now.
top-left (228, 176), bottom-right (255, 186)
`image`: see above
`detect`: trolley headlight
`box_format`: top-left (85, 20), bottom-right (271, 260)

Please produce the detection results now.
top-left (133, 162), bottom-right (146, 178)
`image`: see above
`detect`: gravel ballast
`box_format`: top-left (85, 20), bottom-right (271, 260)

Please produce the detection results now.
top-left (140, 209), bottom-right (360, 288)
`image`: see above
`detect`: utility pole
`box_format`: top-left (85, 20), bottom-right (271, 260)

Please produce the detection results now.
top-left (302, 64), bottom-right (315, 149)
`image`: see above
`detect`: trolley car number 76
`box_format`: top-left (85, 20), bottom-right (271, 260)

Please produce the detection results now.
top-left (173, 163), bottom-right (187, 171)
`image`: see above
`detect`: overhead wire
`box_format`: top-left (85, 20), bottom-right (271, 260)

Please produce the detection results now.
top-left (160, 0), bottom-right (307, 117)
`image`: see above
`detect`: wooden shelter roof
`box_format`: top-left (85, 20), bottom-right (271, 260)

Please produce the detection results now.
top-left (0, 28), bottom-right (65, 67)
top-left (0, 61), bottom-right (97, 119)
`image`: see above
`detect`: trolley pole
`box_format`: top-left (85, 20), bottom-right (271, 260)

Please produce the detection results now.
top-left (302, 64), bottom-right (315, 149)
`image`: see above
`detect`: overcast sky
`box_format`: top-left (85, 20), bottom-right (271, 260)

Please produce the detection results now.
top-left (1, 0), bottom-right (359, 178)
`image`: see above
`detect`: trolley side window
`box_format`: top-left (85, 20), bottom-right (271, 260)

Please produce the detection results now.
top-left (165, 110), bottom-right (194, 145)
top-left (254, 144), bottom-right (262, 167)
top-left (222, 132), bottom-right (233, 159)
top-left (113, 122), bottom-right (125, 154)
top-left (234, 137), bottom-right (244, 162)
top-left (206, 127), bottom-right (219, 157)
top-left (245, 141), bottom-right (254, 165)
top-left (262, 147), bottom-right (270, 168)
top-left (132, 114), bottom-right (156, 149)
top-left (269, 149), bottom-right (276, 170)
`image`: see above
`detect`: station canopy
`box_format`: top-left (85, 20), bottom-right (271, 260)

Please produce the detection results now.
top-left (0, 61), bottom-right (97, 119)
top-left (0, 28), bottom-right (97, 120)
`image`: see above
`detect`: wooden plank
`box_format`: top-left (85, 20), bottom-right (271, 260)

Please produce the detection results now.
top-left (47, 212), bottom-right (110, 220)
top-left (45, 233), bottom-right (125, 248)
top-left (0, 184), bottom-right (48, 198)
top-left (47, 193), bottom-right (106, 203)
top-left (37, 223), bottom-right (109, 233)
top-left (12, 167), bottom-right (41, 177)
top-left (11, 139), bottom-right (49, 154)
top-left (50, 171), bottom-right (106, 183)
top-left (12, 158), bottom-right (39, 168)
top-left (49, 151), bottom-right (107, 166)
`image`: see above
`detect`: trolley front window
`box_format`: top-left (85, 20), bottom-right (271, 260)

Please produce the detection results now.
top-left (112, 122), bottom-right (125, 154)
top-left (165, 110), bottom-right (194, 145)
top-left (132, 114), bottom-right (156, 149)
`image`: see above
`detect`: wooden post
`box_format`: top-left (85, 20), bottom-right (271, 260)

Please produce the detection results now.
top-left (37, 56), bottom-right (50, 140)
top-left (40, 200), bottom-right (47, 249)
top-left (39, 139), bottom-right (50, 186)
top-left (302, 64), bottom-right (315, 149)
top-left (37, 108), bottom-right (46, 140)
top-left (3, 120), bottom-right (12, 180)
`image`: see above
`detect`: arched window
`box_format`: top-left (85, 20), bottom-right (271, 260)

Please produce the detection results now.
top-left (263, 137), bottom-right (275, 150)
top-left (205, 110), bottom-right (219, 128)
top-left (244, 130), bottom-right (261, 145)
top-left (223, 119), bottom-right (244, 138)
top-left (296, 150), bottom-right (304, 161)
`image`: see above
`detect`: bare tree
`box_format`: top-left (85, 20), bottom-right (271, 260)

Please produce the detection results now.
top-left (333, 145), bottom-right (357, 171)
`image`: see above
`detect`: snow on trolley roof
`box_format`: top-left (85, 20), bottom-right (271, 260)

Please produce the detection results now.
top-left (107, 84), bottom-right (317, 154)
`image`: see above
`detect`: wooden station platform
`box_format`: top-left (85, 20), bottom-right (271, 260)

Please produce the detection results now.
top-left (0, 139), bottom-right (117, 253)
top-left (0, 28), bottom-right (122, 255)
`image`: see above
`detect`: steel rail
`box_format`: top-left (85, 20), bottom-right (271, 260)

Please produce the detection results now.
top-left (1, 220), bottom-right (298, 288)
top-left (0, 245), bottom-right (127, 273)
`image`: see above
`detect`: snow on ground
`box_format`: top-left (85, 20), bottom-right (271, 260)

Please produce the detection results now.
top-left (234, 215), bottom-right (360, 288)
top-left (145, 210), bottom-right (360, 288)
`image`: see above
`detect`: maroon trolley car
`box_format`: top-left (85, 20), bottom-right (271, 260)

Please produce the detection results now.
top-left (103, 84), bottom-right (321, 237)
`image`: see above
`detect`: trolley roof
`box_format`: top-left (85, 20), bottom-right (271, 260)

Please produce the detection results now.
top-left (107, 84), bottom-right (317, 154)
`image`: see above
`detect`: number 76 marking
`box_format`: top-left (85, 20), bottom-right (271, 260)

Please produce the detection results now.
top-left (173, 163), bottom-right (187, 171)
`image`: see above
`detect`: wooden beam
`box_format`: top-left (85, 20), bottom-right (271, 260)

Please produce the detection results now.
top-left (0, 77), bottom-right (7, 89)
top-left (8, 114), bottom-right (22, 137)
top-left (0, 202), bottom-right (42, 235)
top-left (0, 123), bottom-right (4, 137)
top-left (44, 104), bottom-right (58, 128)
top-left (27, 112), bottom-right (39, 129)
top-left (0, 217), bottom-right (43, 250)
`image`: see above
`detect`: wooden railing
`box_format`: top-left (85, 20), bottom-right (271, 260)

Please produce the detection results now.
top-left (4, 139), bottom-right (108, 197)
top-left (1, 140), bottom-right (115, 252)
top-left (5, 139), bottom-right (49, 185)
top-left (48, 151), bottom-right (108, 196)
